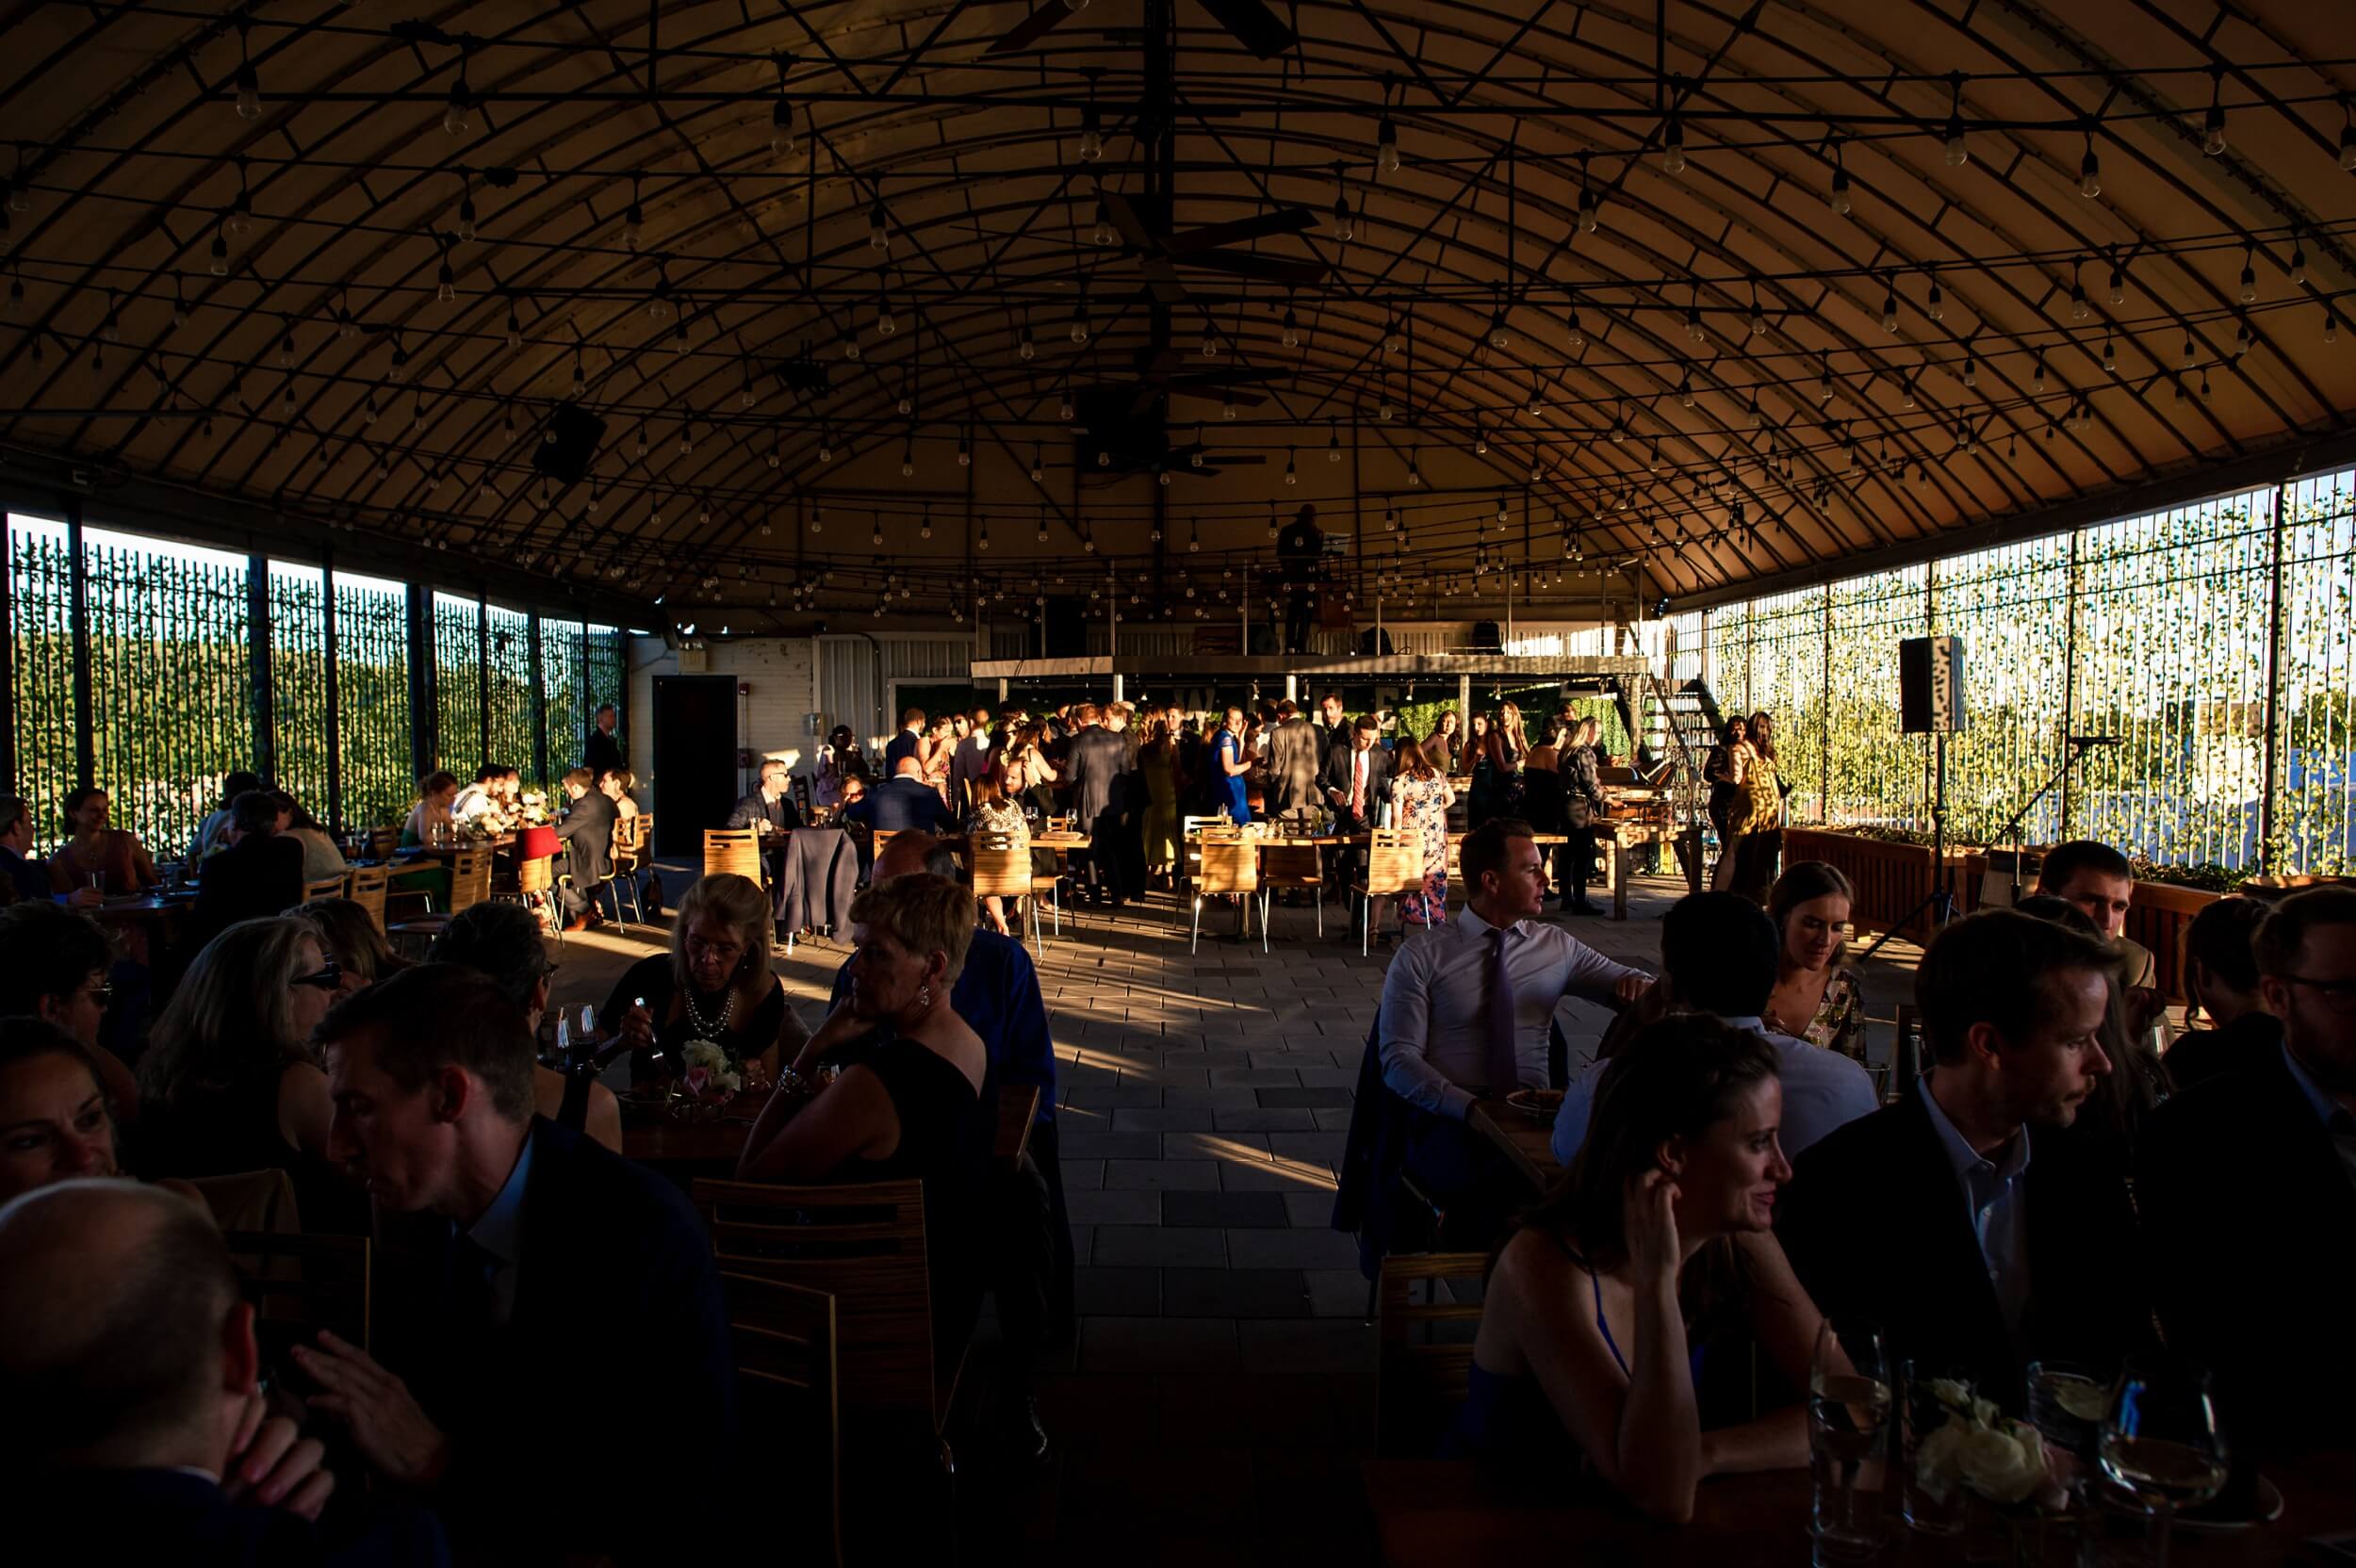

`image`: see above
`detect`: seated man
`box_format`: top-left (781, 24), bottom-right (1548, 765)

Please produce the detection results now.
top-left (1378, 819), bottom-right (1650, 1233)
top-left (0, 901), bottom-right (140, 1117)
top-left (301, 965), bottom-right (732, 1562)
top-left (427, 902), bottom-right (623, 1153)
top-left (190, 790), bottom-right (305, 943)
top-left (1551, 891), bottom-right (1876, 1167)
top-left (2, 791), bottom-right (97, 906)
top-left (1776, 908), bottom-right (2151, 1409)
top-left (2157, 893), bottom-right (2278, 1089)
top-left (2035, 839), bottom-right (2163, 1029)
top-left (846, 756), bottom-right (958, 836)
top-left (550, 767), bottom-right (615, 932)
top-left (726, 757), bottom-right (803, 845)
top-left (2140, 887), bottom-right (2356, 1456)
top-left (0, 1178), bottom-right (445, 1561)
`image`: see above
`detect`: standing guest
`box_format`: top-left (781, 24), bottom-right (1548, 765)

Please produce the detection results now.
top-left (1062, 703), bottom-right (1133, 907)
top-left (0, 1180), bottom-right (447, 1561)
top-left (429, 901), bottom-right (624, 1154)
top-left (2, 792), bottom-right (98, 906)
top-left (1388, 729), bottom-right (1457, 930)
top-left (951, 705), bottom-right (996, 814)
top-left (293, 897), bottom-right (403, 1001)
top-left (0, 903), bottom-right (139, 1114)
top-left (549, 767), bottom-right (614, 933)
top-left (2140, 887), bottom-right (2356, 1456)
top-left (918, 714), bottom-right (959, 808)
top-left (1713, 715), bottom-right (1782, 902)
top-left (603, 873), bottom-right (799, 1083)
top-left (1759, 862), bottom-right (1866, 1060)
top-left (1497, 702), bottom-right (1530, 765)
top-left (2035, 839), bottom-right (2163, 1027)
top-left (1775, 908), bottom-right (2149, 1409)
top-left (1312, 691), bottom-right (1350, 756)
top-left (1323, 714), bottom-right (1397, 916)
top-left (1137, 714), bottom-right (1183, 888)
top-left (1378, 820), bottom-right (1651, 1235)
top-left (1421, 710), bottom-right (1464, 776)
top-left (1467, 713), bottom-right (1513, 830)
top-left (583, 702), bottom-right (624, 775)
top-left (1105, 702), bottom-right (1152, 898)
top-left (2160, 894), bottom-right (2279, 1089)
top-left (1551, 893), bottom-right (1877, 1167)
top-left (966, 774), bottom-right (1032, 939)
top-left (48, 785), bottom-right (159, 897)
top-left (188, 770), bottom-right (266, 862)
top-left (726, 757), bottom-right (803, 894)
top-left (302, 964), bottom-right (733, 1563)
top-left (1461, 1018), bottom-right (1841, 1520)
top-left (848, 757), bottom-right (960, 836)
top-left (884, 706), bottom-right (929, 771)
top-left (190, 792), bottom-right (307, 942)
top-left (1553, 719), bottom-right (1608, 916)
top-left (271, 792), bottom-right (347, 887)
top-left (135, 916), bottom-right (363, 1235)
top-left (812, 725), bottom-right (870, 814)
top-left (401, 770), bottom-right (461, 847)
top-left (0, 1020), bottom-right (122, 1202)
top-left (1703, 717), bottom-right (1748, 866)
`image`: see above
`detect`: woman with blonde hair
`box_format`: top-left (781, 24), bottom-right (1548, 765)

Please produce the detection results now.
top-left (134, 916), bottom-right (365, 1233)
top-left (293, 897), bottom-right (405, 999)
top-left (603, 872), bottom-right (796, 1081)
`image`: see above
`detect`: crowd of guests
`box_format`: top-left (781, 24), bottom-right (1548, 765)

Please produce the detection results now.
top-left (1345, 813), bottom-right (2353, 1521)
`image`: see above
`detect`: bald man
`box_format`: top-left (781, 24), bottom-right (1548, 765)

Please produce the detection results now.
top-left (0, 1179), bottom-right (446, 1562)
top-left (844, 755), bottom-right (958, 835)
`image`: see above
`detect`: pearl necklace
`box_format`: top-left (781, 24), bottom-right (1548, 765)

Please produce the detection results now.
top-left (681, 985), bottom-right (738, 1039)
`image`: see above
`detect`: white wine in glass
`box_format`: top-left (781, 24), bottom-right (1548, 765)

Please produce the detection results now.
top-left (2099, 1356), bottom-right (2226, 1568)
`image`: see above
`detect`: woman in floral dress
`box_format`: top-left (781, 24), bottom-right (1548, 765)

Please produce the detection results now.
top-left (1389, 730), bottom-right (1457, 928)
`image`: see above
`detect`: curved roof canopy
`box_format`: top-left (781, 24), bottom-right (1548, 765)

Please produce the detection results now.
top-left (5, 0), bottom-right (2352, 625)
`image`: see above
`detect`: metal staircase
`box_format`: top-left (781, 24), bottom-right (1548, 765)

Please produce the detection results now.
top-left (1634, 671), bottom-right (1724, 839)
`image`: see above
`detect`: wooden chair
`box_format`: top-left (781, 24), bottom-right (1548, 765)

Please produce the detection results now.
top-left (1191, 834), bottom-right (1261, 955)
top-left (221, 1230), bottom-right (371, 1369)
top-left (303, 874), bottom-right (345, 904)
top-left (993, 1085), bottom-right (1042, 1168)
top-left (704, 827), bottom-right (767, 890)
top-left (365, 825), bottom-right (399, 861)
top-left (870, 828), bottom-right (901, 872)
top-left (1257, 841), bottom-right (1326, 940)
top-left (605, 813), bottom-right (648, 928)
top-left (1352, 829), bottom-right (1426, 956)
top-left (720, 1273), bottom-right (842, 1568)
top-left (1180, 815), bottom-right (1225, 889)
top-left (1375, 1251), bottom-right (1488, 1457)
top-left (343, 863), bottom-right (390, 937)
top-left (183, 1168), bottom-right (298, 1234)
top-left (692, 1179), bottom-right (963, 1466)
top-left (511, 851), bottom-right (564, 943)
top-left (969, 831), bottom-right (1048, 950)
top-left (384, 846), bottom-right (491, 956)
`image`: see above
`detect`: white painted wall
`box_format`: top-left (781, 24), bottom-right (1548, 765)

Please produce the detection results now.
top-left (626, 635), bottom-right (822, 812)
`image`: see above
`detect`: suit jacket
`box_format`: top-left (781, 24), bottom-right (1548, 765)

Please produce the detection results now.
top-left (2156, 1009), bottom-right (2281, 1092)
top-left (1063, 726), bottom-right (1133, 825)
top-left (583, 727), bottom-right (623, 775)
top-left (883, 728), bottom-right (923, 770)
top-left (725, 789), bottom-right (802, 839)
top-left (1775, 1081), bottom-right (2152, 1410)
top-left (192, 834), bottom-right (305, 940)
top-left (1, 846), bottom-right (52, 905)
top-left (845, 776), bottom-right (957, 834)
top-left (1267, 718), bottom-right (1324, 818)
top-left (2140, 1046), bottom-right (2356, 1454)
top-left (374, 1119), bottom-right (733, 1562)
top-left (552, 789), bottom-right (617, 885)
top-left (1318, 738), bottom-right (1395, 830)
top-left (33, 1467), bottom-right (447, 1566)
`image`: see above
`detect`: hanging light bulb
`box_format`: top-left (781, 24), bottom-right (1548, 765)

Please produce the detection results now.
top-left (1577, 173), bottom-right (1599, 235)
top-left (1943, 112), bottom-right (1968, 169)
top-left (444, 72), bottom-right (472, 137)
top-left (1926, 274), bottom-right (1945, 321)
top-left (2181, 336), bottom-right (2197, 369)
top-left (235, 32), bottom-right (262, 121)
top-left (817, 429), bottom-right (833, 462)
top-left (2102, 336), bottom-right (2116, 372)
top-left (1092, 200), bottom-right (1116, 247)
top-left (1201, 325), bottom-right (1219, 358)
top-left (1881, 281), bottom-right (1899, 334)
top-left (876, 298), bottom-right (896, 336)
top-left (770, 76), bottom-right (796, 158)
top-left (2202, 74), bottom-right (2228, 157)
top-left (436, 252), bottom-right (456, 303)
top-left (1018, 324), bottom-right (1035, 360)
top-left (901, 440), bottom-right (915, 478)
top-left (1489, 308), bottom-right (1510, 350)
top-left (895, 390), bottom-right (912, 416)
top-left (1079, 105), bottom-right (1104, 163)
top-left (1059, 390), bottom-right (1075, 421)
top-left (1473, 427), bottom-right (1488, 455)
top-left (1219, 393), bottom-right (1236, 421)
top-left (1327, 423), bottom-right (1342, 463)
top-left (504, 307), bottom-right (521, 349)
top-left (2327, 311), bottom-right (2340, 345)
top-left (1406, 448), bottom-right (1421, 487)
top-left (1029, 444), bottom-right (1045, 482)
top-left (1661, 113), bottom-right (1686, 175)
top-left (868, 201), bottom-right (889, 252)
top-left (1828, 159), bottom-right (1853, 216)
top-left (2070, 271), bottom-right (2089, 322)
top-left (209, 228), bottom-right (229, 275)
top-left (2235, 317), bottom-right (2253, 356)
top-left (1963, 354), bottom-right (1977, 388)
top-left (2079, 130), bottom-right (2102, 198)
top-left (1281, 306), bottom-right (1301, 350)
top-left (1284, 450), bottom-right (1297, 485)
top-left (2290, 238), bottom-right (2309, 286)
top-left (1071, 298), bottom-right (1089, 344)
top-left (2238, 249), bottom-right (2258, 304)
top-left (1332, 175), bottom-right (1353, 242)
top-left (1377, 113), bottom-right (1399, 175)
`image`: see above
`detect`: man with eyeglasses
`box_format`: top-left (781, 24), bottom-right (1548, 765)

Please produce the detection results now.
top-left (2141, 886), bottom-right (2356, 1456)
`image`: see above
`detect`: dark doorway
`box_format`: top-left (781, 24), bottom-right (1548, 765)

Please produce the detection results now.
top-left (651, 676), bottom-right (738, 858)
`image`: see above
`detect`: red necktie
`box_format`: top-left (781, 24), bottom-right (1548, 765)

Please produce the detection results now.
top-left (1351, 752), bottom-right (1367, 815)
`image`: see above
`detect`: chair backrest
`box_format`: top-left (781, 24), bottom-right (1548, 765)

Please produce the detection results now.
top-left (870, 828), bottom-right (900, 864)
top-left (993, 1085), bottom-right (1041, 1166)
top-left (1363, 829), bottom-right (1425, 895)
top-left (1375, 1250), bottom-right (1489, 1457)
top-left (634, 812), bottom-right (655, 855)
top-left (221, 1230), bottom-right (371, 1366)
top-left (303, 874), bottom-right (345, 904)
top-left (1261, 842), bottom-right (1321, 883)
top-left (517, 854), bottom-right (554, 894)
top-left (693, 1178), bottom-right (941, 1426)
top-left (968, 835), bottom-right (1032, 901)
top-left (704, 828), bottom-right (764, 884)
top-left (1197, 836), bottom-right (1259, 895)
top-left (1046, 814), bottom-right (1072, 834)
top-left (184, 1168), bottom-right (299, 1234)
top-left (344, 864), bottom-right (390, 936)
top-left (720, 1273), bottom-right (841, 1567)
top-left (446, 847), bottom-right (494, 914)
top-left (366, 825), bottom-right (398, 860)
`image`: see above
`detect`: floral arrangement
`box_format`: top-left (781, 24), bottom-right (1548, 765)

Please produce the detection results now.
top-left (516, 791), bottom-right (552, 827)
top-left (679, 1038), bottom-right (743, 1102)
top-left (1912, 1380), bottom-right (2060, 1509)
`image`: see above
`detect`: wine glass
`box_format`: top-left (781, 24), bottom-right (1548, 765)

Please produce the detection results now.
top-left (1808, 1316), bottom-right (1892, 1564)
top-left (2099, 1356), bottom-right (2226, 1568)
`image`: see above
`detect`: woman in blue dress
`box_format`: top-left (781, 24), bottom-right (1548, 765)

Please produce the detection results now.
top-left (1211, 705), bottom-right (1252, 823)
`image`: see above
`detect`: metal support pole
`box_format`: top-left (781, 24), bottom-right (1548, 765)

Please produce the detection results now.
top-left (476, 596), bottom-right (492, 773)
top-left (1458, 674), bottom-right (1473, 728)
top-left (247, 556), bottom-right (274, 781)
top-left (527, 610), bottom-right (548, 786)
top-left (322, 548), bottom-right (343, 832)
top-left (2258, 484), bottom-right (2287, 873)
top-left (407, 581), bottom-right (435, 780)
top-left (66, 500), bottom-right (93, 792)
top-left (2059, 529), bottom-right (2082, 839)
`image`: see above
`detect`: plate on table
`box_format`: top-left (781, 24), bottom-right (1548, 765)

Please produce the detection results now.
top-left (2098, 1475), bottom-right (2282, 1533)
top-left (1503, 1088), bottom-right (1563, 1121)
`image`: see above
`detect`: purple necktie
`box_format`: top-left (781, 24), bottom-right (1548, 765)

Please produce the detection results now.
top-left (1486, 925), bottom-right (1519, 1094)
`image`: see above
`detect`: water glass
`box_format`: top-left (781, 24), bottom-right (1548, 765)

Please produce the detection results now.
top-left (2026, 1360), bottom-right (2106, 1463)
top-left (2099, 1356), bottom-right (2226, 1568)
top-left (1901, 1370), bottom-right (1971, 1536)
top-left (1808, 1316), bottom-right (1892, 1566)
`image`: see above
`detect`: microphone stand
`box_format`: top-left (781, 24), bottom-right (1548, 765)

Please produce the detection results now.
top-left (1858, 729), bottom-right (1957, 964)
top-left (1991, 738), bottom-right (2102, 906)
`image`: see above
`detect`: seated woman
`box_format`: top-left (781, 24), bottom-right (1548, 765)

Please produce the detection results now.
top-left (1760, 862), bottom-right (1865, 1058)
top-left (47, 785), bottom-right (159, 897)
top-left (736, 874), bottom-right (990, 1345)
top-left (0, 1017), bottom-right (121, 1202)
top-left (133, 915), bottom-right (366, 1234)
top-left (602, 872), bottom-right (796, 1083)
top-left (293, 895), bottom-right (404, 1001)
top-left (401, 770), bottom-right (461, 847)
top-left (189, 771), bottom-right (265, 862)
top-left (1458, 1015), bottom-right (1840, 1523)
top-left (273, 791), bottom-right (348, 886)
top-left (965, 773), bottom-right (1031, 938)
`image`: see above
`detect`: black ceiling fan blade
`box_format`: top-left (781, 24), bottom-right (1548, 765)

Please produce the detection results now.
top-left (1161, 208), bottom-right (1314, 255)
top-left (985, 0), bottom-right (1079, 56)
top-left (1169, 384), bottom-right (1268, 407)
top-left (1098, 189), bottom-right (1160, 252)
top-left (1161, 367), bottom-right (1288, 389)
top-left (1137, 257), bottom-right (1193, 306)
top-left (1194, 0), bottom-right (1299, 58)
top-left (1174, 248), bottom-right (1329, 286)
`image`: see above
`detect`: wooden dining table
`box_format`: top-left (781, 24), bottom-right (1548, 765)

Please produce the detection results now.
top-left (1363, 1454), bottom-right (2356, 1566)
top-left (624, 1085), bottom-right (1042, 1174)
top-left (1467, 1096), bottom-right (1562, 1191)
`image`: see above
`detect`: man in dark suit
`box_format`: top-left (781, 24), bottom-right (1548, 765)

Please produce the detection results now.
top-left (550, 767), bottom-right (615, 933)
top-left (883, 707), bottom-right (927, 771)
top-left (1320, 714), bottom-right (1395, 907)
top-left (1265, 700), bottom-right (1322, 824)
top-left (191, 790), bottom-right (305, 944)
top-left (1777, 908), bottom-right (2151, 1411)
top-left (582, 703), bottom-right (624, 776)
top-left (0, 1178), bottom-right (448, 1562)
top-left (726, 758), bottom-right (803, 907)
top-left (845, 757), bottom-right (958, 836)
top-left (303, 965), bottom-right (732, 1563)
top-left (1310, 690), bottom-right (1349, 756)
top-left (2141, 887), bottom-right (2356, 1456)
top-left (2157, 893), bottom-right (2278, 1089)
top-left (1060, 702), bottom-right (1134, 907)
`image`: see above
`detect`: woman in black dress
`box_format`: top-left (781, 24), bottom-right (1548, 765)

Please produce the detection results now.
top-left (603, 872), bottom-right (799, 1083)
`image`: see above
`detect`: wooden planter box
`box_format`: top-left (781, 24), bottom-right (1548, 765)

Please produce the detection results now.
top-left (1783, 829), bottom-right (1975, 942)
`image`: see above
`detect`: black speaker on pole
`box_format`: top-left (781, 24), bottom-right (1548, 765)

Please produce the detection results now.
top-left (1899, 635), bottom-right (1965, 734)
top-left (531, 403), bottom-right (608, 486)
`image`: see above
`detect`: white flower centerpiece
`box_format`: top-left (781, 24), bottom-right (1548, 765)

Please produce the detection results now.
top-left (1909, 1378), bottom-right (2080, 1563)
top-left (516, 790), bottom-right (552, 827)
top-left (679, 1038), bottom-right (743, 1103)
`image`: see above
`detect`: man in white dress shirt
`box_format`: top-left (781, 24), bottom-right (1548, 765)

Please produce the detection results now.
top-left (1550, 891), bottom-right (1879, 1167)
top-left (1378, 819), bottom-right (1652, 1230)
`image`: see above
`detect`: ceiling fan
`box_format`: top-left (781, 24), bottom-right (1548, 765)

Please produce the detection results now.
top-left (1096, 190), bottom-right (1327, 304)
top-left (989, 0), bottom-right (1298, 60)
